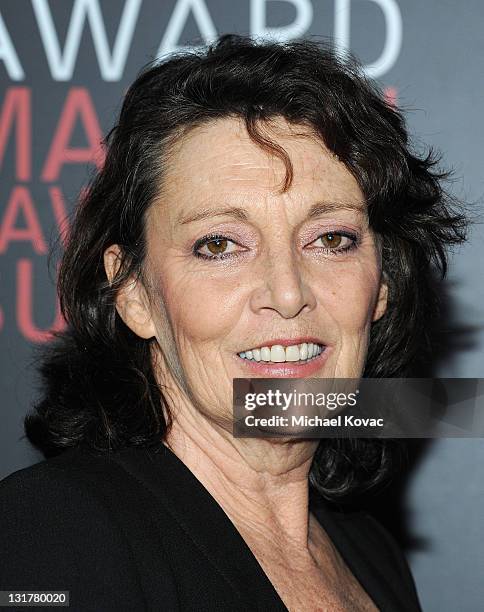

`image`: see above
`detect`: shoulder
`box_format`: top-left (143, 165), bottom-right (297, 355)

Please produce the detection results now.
top-left (0, 445), bottom-right (172, 507)
top-left (332, 507), bottom-right (413, 572)
top-left (0, 448), bottom-right (169, 611)
top-left (327, 505), bottom-right (385, 540)
top-left (1, 446), bottom-right (113, 490)
top-left (326, 505), bottom-right (422, 610)
top-left (310, 486), bottom-right (422, 611)
top-left (0, 447), bottom-right (143, 526)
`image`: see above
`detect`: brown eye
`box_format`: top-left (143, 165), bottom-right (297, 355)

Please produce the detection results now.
top-left (320, 233), bottom-right (342, 248)
top-left (195, 236), bottom-right (242, 259)
top-left (307, 232), bottom-right (357, 253)
top-left (207, 238), bottom-right (228, 254)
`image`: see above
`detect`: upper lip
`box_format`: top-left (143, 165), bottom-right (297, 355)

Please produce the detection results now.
top-left (239, 337), bottom-right (326, 352)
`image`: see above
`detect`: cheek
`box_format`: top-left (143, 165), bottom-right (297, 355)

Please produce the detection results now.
top-left (156, 263), bottom-right (246, 347)
top-left (314, 261), bottom-right (380, 335)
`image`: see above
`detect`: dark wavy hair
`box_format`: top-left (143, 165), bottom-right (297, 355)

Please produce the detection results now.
top-left (25, 34), bottom-right (467, 502)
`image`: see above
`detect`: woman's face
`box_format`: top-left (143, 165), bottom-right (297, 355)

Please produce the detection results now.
top-left (112, 117), bottom-right (387, 417)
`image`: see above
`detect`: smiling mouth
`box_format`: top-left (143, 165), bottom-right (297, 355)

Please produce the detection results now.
top-left (237, 342), bottom-right (324, 364)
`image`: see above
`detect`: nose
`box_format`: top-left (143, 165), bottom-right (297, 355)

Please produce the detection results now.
top-left (249, 245), bottom-right (316, 319)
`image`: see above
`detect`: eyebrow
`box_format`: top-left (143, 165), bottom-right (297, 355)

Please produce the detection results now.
top-left (177, 201), bottom-right (366, 225)
top-left (178, 206), bottom-right (249, 225)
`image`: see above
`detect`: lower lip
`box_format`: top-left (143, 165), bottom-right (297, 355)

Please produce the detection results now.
top-left (235, 347), bottom-right (331, 378)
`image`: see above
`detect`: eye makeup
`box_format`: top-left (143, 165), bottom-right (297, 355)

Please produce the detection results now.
top-left (192, 228), bottom-right (361, 261)
top-left (305, 229), bottom-right (360, 256)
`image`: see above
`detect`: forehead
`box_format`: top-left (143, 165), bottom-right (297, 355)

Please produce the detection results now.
top-left (158, 116), bottom-right (363, 208)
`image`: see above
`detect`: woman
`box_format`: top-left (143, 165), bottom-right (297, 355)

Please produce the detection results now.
top-left (0, 35), bottom-right (466, 611)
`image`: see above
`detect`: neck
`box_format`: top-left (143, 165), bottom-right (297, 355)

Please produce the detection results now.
top-left (163, 396), bottom-right (320, 555)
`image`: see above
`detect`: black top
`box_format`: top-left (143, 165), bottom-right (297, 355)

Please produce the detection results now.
top-left (0, 443), bottom-right (422, 611)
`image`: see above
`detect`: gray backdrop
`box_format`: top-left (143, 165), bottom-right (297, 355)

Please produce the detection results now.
top-left (0, 1), bottom-right (483, 610)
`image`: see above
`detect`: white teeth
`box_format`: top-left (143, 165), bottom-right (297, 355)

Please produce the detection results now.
top-left (285, 345), bottom-right (300, 362)
top-left (260, 347), bottom-right (271, 361)
top-left (270, 345), bottom-right (286, 362)
top-left (238, 342), bottom-right (324, 363)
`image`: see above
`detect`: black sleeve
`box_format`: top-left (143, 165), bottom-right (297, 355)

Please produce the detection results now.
top-left (0, 465), bottom-right (146, 612)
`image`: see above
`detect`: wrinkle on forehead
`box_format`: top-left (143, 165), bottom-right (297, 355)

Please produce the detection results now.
top-left (217, 159), bottom-right (270, 172)
top-left (154, 116), bottom-right (361, 211)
